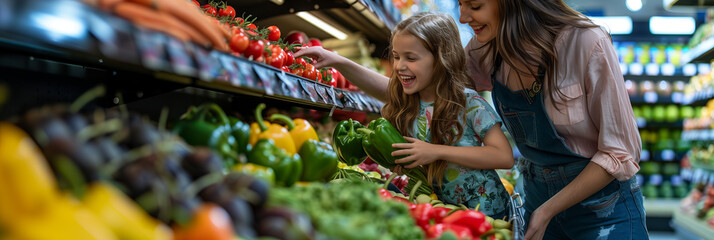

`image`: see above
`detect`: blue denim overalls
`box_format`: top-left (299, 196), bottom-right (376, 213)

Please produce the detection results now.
top-left (490, 55), bottom-right (649, 239)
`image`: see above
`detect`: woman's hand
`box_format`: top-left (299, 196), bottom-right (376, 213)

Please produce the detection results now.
top-left (391, 137), bottom-right (441, 168)
top-left (293, 46), bottom-right (343, 69)
top-left (524, 207), bottom-right (554, 240)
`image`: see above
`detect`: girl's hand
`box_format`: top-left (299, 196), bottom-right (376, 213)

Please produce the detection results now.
top-left (391, 137), bottom-right (441, 168)
top-left (524, 207), bottom-right (553, 240)
top-left (293, 46), bottom-right (340, 69)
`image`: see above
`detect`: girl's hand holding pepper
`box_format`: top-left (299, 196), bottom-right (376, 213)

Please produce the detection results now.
top-left (391, 137), bottom-right (441, 168)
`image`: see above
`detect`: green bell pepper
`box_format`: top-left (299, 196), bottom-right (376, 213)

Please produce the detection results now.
top-left (298, 139), bottom-right (339, 182)
top-left (247, 139), bottom-right (302, 187)
top-left (332, 119), bottom-right (367, 166)
top-left (357, 118), bottom-right (411, 168)
top-left (174, 104), bottom-right (238, 168)
top-left (229, 116), bottom-right (251, 155)
top-left (232, 163), bottom-right (276, 186)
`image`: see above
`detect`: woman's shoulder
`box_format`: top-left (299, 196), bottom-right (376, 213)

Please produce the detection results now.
top-left (559, 24), bottom-right (611, 49)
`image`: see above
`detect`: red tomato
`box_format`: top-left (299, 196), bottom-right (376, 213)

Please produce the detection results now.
top-left (202, 5), bottom-right (217, 16)
top-left (281, 65), bottom-right (290, 72)
top-left (291, 67), bottom-right (304, 76)
top-left (243, 40), bottom-right (266, 60)
top-left (218, 6), bottom-right (236, 20)
top-left (295, 57), bottom-right (308, 68)
top-left (247, 23), bottom-right (257, 30)
top-left (264, 45), bottom-right (285, 68)
top-left (303, 64), bottom-right (317, 81)
top-left (266, 26), bottom-right (281, 42)
top-left (234, 17), bottom-right (244, 25)
top-left (230, 32), bottom-right (249, 53)
top-left (284, 51), bottom-right (294, 66)
top-left (320, 68), bottom-right (337, 87)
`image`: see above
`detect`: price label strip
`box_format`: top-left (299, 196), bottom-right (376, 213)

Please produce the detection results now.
top-left (252, 65), bottom-right (276, 96)
top-left (191, 45), bottom-right (220, 81)
top-left (355, 94), bottom-right (374, 112)
top-left (218, 54), bottom-right (238, 83)
top-left (275, 71), bottom-right (300, 98)
top-left (330, 87), bottom-right (343, 108)
top-left (314, 84), bottom-right (330, 104)
top-left (298, 80), bottom-right (319, 102)
top-left (166, 37), bottom-right (196, 77)
top-left (235, 60), bottom-right (258, 88)
top-left (91, 13), bottom-right (139, 64)
top-left (135, 29), bottom-right (170, 71)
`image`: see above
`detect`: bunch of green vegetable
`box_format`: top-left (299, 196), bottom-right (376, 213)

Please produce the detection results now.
top-left (268, 181), bottom-right (424, 240)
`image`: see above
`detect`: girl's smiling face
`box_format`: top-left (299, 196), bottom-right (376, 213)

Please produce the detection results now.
top-left (392, 32), bottom-right (437, 102)
top-left (458, 0), bottom-right (500, 43)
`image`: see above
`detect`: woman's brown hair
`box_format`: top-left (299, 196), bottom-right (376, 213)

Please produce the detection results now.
top-left (478, 0), bottom-right (600, 104)
top-left (381, 12), bottom-right (471, 186)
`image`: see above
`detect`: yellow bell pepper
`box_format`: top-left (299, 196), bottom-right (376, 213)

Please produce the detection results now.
top-left (83, 183), bottom-right (173, 240)
top-left (0, 122), bottom-right (58, 226)
top-left (269, 114), bottom-right (318, 151)
top-left (249, 104), bottom-right (296, 154)
top-left (7, 195), bottom-right (116, 240)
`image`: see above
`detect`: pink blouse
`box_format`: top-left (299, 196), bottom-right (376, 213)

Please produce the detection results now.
top-left (465, 26), bottom-right (641, 181)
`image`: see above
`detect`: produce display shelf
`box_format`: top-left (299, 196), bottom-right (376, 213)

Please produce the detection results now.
top-left (666, 0), bottom-right (714, 8)
top-left (0, 0), bottom-right (383, 118)
top-left (681, 129), bottom-right (714, 141)
top-left (682, 37), bottom-right (714, 64)
top-left (682, 87), bottom-right (714, 106)
top-left (672, 210), bottom-right (714, 240)
top-left (644, 199), bottom-right (681, 217)
top-left (629, 94), bottom-right (683, 105)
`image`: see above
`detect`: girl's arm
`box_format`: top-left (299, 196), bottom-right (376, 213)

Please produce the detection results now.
top-left (392, 123), bottom-right (514, 170)
top-left (294, 46), bottom-right (390, 101)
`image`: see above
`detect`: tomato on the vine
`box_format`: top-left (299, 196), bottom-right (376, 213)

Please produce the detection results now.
top-left (295, 57), bottom-right (308, 68)
top-left (264, 45), bottom-right (286, 68)
top-left (243, 40), bottom-right (266, 60)
top-left (230, 32), bottom-right (249, 53)
top-left (218, 6), bottom-right (236, 20)
top-left (266, 26), bottom-right (281, 42)
top-left (320, 68), bottom-right (337, 87)
top-left (281, 65), bottom-right (290, 72)
top-left (303, 64), bottom-right (318, 81)
top-left (247, 23), bottom-right (257, 30)
top-left (283, 51), bottom-right (294, 66)
top-left (202, 5), bottom-right (217, 16)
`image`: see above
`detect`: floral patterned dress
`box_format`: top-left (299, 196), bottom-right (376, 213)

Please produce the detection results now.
top-left (410, 89), bottom-right (509, 217)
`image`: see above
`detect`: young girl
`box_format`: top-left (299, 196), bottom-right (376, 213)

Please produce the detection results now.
top-left (296, 12), bottom-right (514, 218)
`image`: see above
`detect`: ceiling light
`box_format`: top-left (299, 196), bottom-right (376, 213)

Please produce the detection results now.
top-left (589, 16), bottom-right (633, 35)
top-left (649, 16), bottom-right (696, 35)
top-left (627, 0), bottom-right (643, 12)
top-left (296, 12), bottom-right (348, 40)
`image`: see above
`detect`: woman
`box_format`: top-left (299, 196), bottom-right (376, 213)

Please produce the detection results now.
top-left (296, 1), bottom-right (647, 239)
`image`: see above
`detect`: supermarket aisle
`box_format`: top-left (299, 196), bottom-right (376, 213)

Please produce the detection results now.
top-left (650, 231), bottom-right (679, 240)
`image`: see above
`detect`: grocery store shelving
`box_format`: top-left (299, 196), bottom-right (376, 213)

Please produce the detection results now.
top-left (682, 37), bottom-right (714, 64)
top-left (644, 199), bottom-right (683, 217)
top-left (672, 210), bottom-right (714, 239)
top-left (666, 0), bottom-right (714, 9)
top-left (0, 0), bottom-right (384, 119)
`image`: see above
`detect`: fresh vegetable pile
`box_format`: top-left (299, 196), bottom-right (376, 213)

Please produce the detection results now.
top-left (269, 181), bottom-right (424, 240)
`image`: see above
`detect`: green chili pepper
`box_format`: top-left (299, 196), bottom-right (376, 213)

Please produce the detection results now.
top-left (298, 139), bottom-right (339, 182)
top-left (247, 139), bottom-right (302, 187)
top-left (332, 119), bottom-right (367, 166)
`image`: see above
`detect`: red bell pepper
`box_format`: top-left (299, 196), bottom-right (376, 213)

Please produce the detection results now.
top-left (430, 207), bottom-right (451, 224)
top-left (442, 210), bottom-right (493, 237)
top-left (426, 223), bottom-right (473, 239)
top-left (410, 203), bottom-right (433, 231)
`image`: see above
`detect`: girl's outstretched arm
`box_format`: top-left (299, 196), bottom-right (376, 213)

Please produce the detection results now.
top-left (392, 123), bottom-right (513, 169)
top-left (294, 46), bottom-right (390, 101)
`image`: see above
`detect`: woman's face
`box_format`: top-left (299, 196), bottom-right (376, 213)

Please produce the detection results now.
top-left (458, 0), bottom-right (500, 43)
top-left (391, 32), bottom-right (436, 102)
